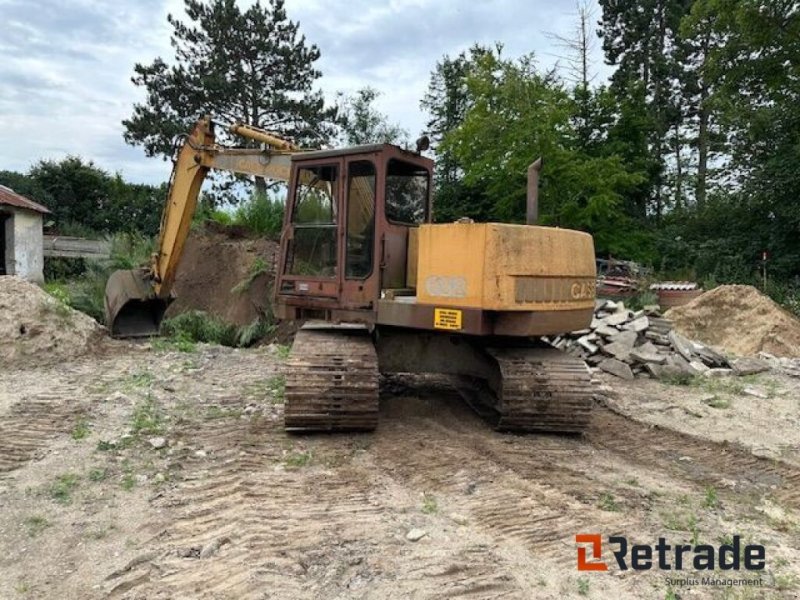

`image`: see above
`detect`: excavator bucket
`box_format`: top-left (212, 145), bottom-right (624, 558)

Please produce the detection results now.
top-left (104, 269), bottom-right (172, 338)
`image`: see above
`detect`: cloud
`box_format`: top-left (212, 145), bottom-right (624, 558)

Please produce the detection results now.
top-left (0, 0), bottom-right (608, 185)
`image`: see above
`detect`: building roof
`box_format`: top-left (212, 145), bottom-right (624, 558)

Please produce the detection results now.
top-left (0, 184), bottom-right (50, 214)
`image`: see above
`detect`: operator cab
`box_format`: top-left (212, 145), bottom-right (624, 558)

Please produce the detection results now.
top-left (275, 144), bottom-right (433, 322)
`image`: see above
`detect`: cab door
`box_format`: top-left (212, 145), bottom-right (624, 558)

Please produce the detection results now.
top-left (340, 155), bottom-right (380, 309)
top-left (279, 160), bottom-right (343, 302)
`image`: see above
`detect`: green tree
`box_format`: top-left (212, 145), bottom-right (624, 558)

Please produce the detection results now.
top-left (442, 53), bottom-right (647, 257)
top-left (123, 0), bottom-right (336, 195)
top-left (420, 44), bottom-right (497, 222)
top-left (2, 159), bottom-right (164, 237)
top-left (685, 0), bottom-right (800, 280)
top-left (598, 0), bottom-right (694, 218)
top-left (338, 87), bottom-right (407, 146)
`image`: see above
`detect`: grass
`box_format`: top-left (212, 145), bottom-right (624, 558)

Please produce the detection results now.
top-left (24, 515), bottom-right (51, 537)
top-left (71, 418), bottom-right (90, 440)
top-left (130, 395), bottom-right (165, 436)
top-left (205, 405), bottom-right (243, 420)
top-left (775, 573), bottom-right (799, 591)
top-left (662, 508), bottom-right (700, 544)
top-left (704, 486), bottom-right (719, 509)
top-left (96, 440), bottom-right (115, 452)
top-left (151, 333), bottom-right (197, 353)
top-left (267, 374), bottom-right (286, 403)
top-left (160, 310), bottom-right (273, 349)
top-left (577, 576), bottom-right (590, 596)
top-left (232, 192), bottom-right (285, 237)
top-left (421, 493), bottom-right (438, 514)
top-left (284, 451), bottom-right (312, 469)
top-left (44, 232), bottom-right (155, 324)
top-left (598, 492), bottom-right (620, 512)
top-left (88, 468), bottom-right (107, 482)
top-left (121, 461), bottom-right (136, 491)
top-left (123, 370), bottom-right (155, 390)
top-left (231, 257), bottom-right (269, 294)
top-left (49, 473), bottom-right (80, 505)
top-left (703, 395), bottom-right (730, 409)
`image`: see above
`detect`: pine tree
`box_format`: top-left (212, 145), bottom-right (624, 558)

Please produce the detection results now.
top-left (122, 0), bottom-right (335, 194)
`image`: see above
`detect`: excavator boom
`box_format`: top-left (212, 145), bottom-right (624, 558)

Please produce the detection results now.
top-left (105, 116), bottom-right (299, 337)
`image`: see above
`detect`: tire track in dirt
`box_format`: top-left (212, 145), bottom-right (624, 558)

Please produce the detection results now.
top-left (108, 405), bottom-right (527, 599)
top-left (587, 407), bottom-right (800, 508)
top-left (371, 395), bottom-right (639, 576)
top-left (107, 414), bottom-right (389, 599)
top-left (0, 356), bottom-right (127, 479)
top-left (0, 395), bottom-right (84, 476)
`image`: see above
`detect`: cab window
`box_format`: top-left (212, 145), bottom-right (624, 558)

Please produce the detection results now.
top-left (385, 159), bottom-right (428, 224)
top-left (285, 165), bottom-right (338, 277)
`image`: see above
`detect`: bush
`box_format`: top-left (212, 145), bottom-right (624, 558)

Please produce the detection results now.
top-left (161, 311), bottom-right (239, 346)
top-left (232, 193), bottom-right (284, 237)
top-left (160, 311), bottom-right (274, 348)
top-left (43, 232), bottom-right (155, 325)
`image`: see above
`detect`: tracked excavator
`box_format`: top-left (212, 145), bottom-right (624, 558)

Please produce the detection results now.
top-left (105, 116), bottom-right (597, 434)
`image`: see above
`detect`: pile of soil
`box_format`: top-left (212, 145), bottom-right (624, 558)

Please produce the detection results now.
top-left (666, 284), bottom-right (800, 357)
top-left (164, 230), bottom-right (279, 327)
top-left (0, 276), bottom-right (104, 366)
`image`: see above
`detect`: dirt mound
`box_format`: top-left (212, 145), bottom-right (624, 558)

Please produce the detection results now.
top-left (164, 230), bottom-right (278, 327)
top-left (666, 284), bottom-right (800, 357)
top-left (0, 276), bottom-right (104, 366)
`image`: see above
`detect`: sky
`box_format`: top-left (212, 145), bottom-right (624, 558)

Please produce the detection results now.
top-left (0, 0), bottom-right (610, 185)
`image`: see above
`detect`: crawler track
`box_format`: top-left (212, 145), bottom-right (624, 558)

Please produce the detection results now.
top-left (457, 347), bottom-right (594, 433)
top-left (284, 326), bottom-right (379, 432)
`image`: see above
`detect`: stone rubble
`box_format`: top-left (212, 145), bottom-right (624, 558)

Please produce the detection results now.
top-left (544, 300), bottom-right (759, 380)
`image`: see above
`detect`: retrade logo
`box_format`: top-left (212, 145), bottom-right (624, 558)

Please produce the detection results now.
top-left (576, 534), bottom-right (765, 572)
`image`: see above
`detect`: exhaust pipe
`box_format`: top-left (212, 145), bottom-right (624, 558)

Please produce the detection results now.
top-left (526, 157), bottom-right (543, 225)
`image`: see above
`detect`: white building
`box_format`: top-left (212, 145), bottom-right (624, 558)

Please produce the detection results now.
top-left (0, 185), bottom-right (50, 283)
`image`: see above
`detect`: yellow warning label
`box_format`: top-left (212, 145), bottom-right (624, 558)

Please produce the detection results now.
top-left (434, 308), bottom-right (462, 330)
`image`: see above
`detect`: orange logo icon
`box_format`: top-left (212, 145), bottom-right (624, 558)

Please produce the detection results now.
top-left (576, 534), bottom-right (608, 571)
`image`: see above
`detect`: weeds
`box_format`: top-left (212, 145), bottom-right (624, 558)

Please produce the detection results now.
top-left (267, 374), bottom-right (286, 403)
top-left (88, 468), bottom-right (107, 482)
top-left (151, 334), bottom-right (197, 353)
top-left (237, 318), bottom-right (275, 347)
top-left (284, 451), bottom-right (312, 468)
top-left (703, 395), bottom-right (730, 409)
top-left (24, 516), bottom-right (50, 537)
top-left (49, 473), bottom-right (80, 505)
top-left (44, 232), bottom-right (154, 324)
top-left (130, 395), bottom-right (165, 436)
top-left (205, 405), bottom-right (243, 420)
top-left (232, 257), bottom-right (268, 294)
top-left (121, 462), bottom-right (136, 491)
top-left (71, 418), bottom-right (90, 440)
top-left (704, 486), bottom-right (719, 509)
top-left (233, 193), bottom-right (285, 237)
top-left (421, 493), bottom-right (438, 514)
top-left (161, 311), bottom-right (274, 349)
top-left (577, 576), bottom-right (590, 596)
top-left (123, 370), bottom-right (155, 390)
top-left (598, 492), bottom-right (620, 512)
top-left (96, 440), bottom-right (115, 452)
top-left (275, 344), bottom-right (291, 360)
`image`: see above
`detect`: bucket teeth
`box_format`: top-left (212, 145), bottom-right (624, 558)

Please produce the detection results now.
top-left (284, 327), bottom-right (379, 432)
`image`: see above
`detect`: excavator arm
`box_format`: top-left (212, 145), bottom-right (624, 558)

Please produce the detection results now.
top-left (105, 116), bottom-right (300, 337)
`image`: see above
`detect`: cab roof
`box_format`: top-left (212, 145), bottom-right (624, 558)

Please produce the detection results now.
top-left (291, 143), bottom-right (429, 163)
